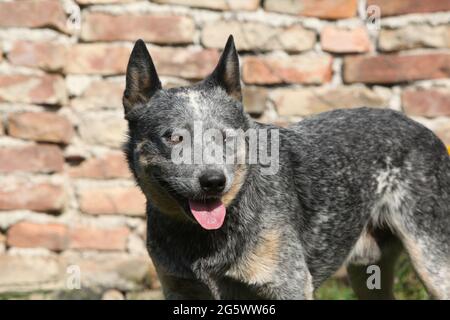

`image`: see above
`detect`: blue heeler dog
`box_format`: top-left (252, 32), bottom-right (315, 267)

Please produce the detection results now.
top-left (123, 36), bottom-right (450, 299)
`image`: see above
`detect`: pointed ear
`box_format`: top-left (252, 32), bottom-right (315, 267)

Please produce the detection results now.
top-left (123, 39), bottom-right (161, 116)
top-left (208, 35), bottom-right (241, 102)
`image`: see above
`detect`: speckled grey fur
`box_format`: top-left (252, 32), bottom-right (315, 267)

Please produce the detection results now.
top-left (123, 37), bottom-right (450, 300)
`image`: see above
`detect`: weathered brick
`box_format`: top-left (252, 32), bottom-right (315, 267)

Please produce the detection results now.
top-left (271, 86), bottom-right (389, 116)
top-left (153, 0), bottom-right (260, 10)
top-left (264, 0), bottom-right (357, 19)
top-left (379, 25), bottom-right (450, 52)
top-left (69, 226), bottom-right (130, 251)
top-left (65, 44), bottom-right (130, 75)
top-left (60, 252), bottom-right (151, 290)
top-left (415, 118), bottom-right (450, 146)
top-left (0, 0), bottom-right (68, 33)
top-left (344, 54), bottom-right (450, 84)
top-left (78, 112), bottom-right (127, 148)
top-left (402, 88), bottom-right (450, 117)
top-left (8, 112), bottom-right (74, 144)
top-left (152, 47), bottom-right (220, 80)
top-left (243, 54), bottom-right (332, 85)
top-left (434, 121), bottom-right (450, 146)
top-left (7, 41), bottom-right (67, 72)
top-left (0, 74), bottom-right (66, 105)
top-left (81, 13), bottom-right (195, 44)
top-left (202, 21), bottom-right (315, 52)
top-left (0, 255), bottom-right (63, 289)
top-left (321, 26), bottom-right (371, 53)
top-left (76, 0), bottom-right (137, 3)
top-left (243, 87), bottom-right (268, 115)
top-left (70, 79), bottom-right (124, 110)
top-left (0, 145), bottom-right (64, 173)
top-left (68, 152), bottom-right (131, 179)
top-left (127, 290), bottom-right (164, 300)
top-left (0, 182), bottom-right (65, 213)
top-left (7, 222), bottom-right (69, 251)
top-left (367, 0), bottom-right (450, 17)
top-left (65, 44), bottom-right (219, 79)
top-left (102, 289), bottom-right (125, 300)
top-left (78, 186), bottom-right (145, 216)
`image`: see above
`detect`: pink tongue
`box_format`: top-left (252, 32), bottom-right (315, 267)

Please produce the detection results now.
top-left (188, 199), bottom-right (226, 230)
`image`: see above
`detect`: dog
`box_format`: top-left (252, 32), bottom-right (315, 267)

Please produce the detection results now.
top-left (123, 35), bottom-right (450, 299)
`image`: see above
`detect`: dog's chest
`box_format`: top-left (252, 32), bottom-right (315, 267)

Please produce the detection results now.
top-left (224, 229), bottom-right (281, 286)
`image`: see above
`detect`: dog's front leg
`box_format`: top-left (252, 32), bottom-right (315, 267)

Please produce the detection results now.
top-left (157, 270), bottom-right (214, 300)
top-left (264, 243), bottom-right (315, 300)
top-left (224, 232), bottom-right (314, 300)
top-left (266, 266), bottom-right (314, 300)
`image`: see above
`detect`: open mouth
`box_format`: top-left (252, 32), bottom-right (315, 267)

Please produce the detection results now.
top-left (188, 198), bottom-right (226, 230)
top-left (150, 174), bottom-right (227, 230)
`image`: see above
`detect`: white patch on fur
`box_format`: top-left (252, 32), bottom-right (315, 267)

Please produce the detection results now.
top-left (347, 161), bottom-right (414, 266)
top-left (177, 91), bottom-right (203, 117)
top-left (346, 229), bottom-right (381, 266)
top-left (371, 162), bottom-right (413, 231)
top-left (188, 91), bottom-right (203, 116)
top-left (375, 158), bottom-right (401, 195)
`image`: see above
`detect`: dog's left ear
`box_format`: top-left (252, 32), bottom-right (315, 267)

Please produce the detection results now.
top-left (207, 35), bottom-right (242, 102)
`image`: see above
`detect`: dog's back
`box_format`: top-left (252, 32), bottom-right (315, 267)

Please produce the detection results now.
top-left (284, 107), bottom-right (450, 298)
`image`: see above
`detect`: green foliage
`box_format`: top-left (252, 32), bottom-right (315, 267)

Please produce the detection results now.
top-left (393, 254), bottom-right (428, 300)
top-left (315, 277), bottom-right (357, 300)
top-left (316, 254), bottom-right (429, 300)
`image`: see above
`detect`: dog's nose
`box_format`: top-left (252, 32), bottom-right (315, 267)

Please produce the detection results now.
top-left (199, 170), bottom-right (226, 193)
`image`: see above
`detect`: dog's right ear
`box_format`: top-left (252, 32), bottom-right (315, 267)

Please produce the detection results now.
top-left (207, 35), bottom-right (241, 102)
top-left (123, 39), bottom-right (161, 116)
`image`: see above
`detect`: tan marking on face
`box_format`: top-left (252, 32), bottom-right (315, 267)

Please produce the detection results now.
top-left (137, 143), bottom-right (151, 167)
top-left (136, 141), bottom-right (146, 152)
top-left (136, 144), bottom-right (168, 173)
top-left (143, 179), bottom-right (187, 219)
top-left (226, 229), bottom-right (280, 285)
top-left (135, 149), bottom-right (188, 221)
top-left (221, 164), bottom-right (247, 206)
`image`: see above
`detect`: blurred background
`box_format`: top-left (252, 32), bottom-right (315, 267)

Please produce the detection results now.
top-left (0, 0), bottom-right (449, 300)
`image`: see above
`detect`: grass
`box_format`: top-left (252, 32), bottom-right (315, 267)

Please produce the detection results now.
top-left (315, 254), bottom-right (429, 300)
top-left (315, 277), bottom-right (357, 300)
top-left (392, 254), bottom-right (428, 300)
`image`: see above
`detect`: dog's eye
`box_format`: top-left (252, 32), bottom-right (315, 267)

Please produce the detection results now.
top-left (162, 131), bottom-right (183, 145)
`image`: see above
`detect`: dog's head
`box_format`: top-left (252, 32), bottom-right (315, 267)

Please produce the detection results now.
top-left (123, 36), bottom-right (249, 230)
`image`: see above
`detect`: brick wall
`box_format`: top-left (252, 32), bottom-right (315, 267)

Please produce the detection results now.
top-left (0, 0), bottom-right (449, 299)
